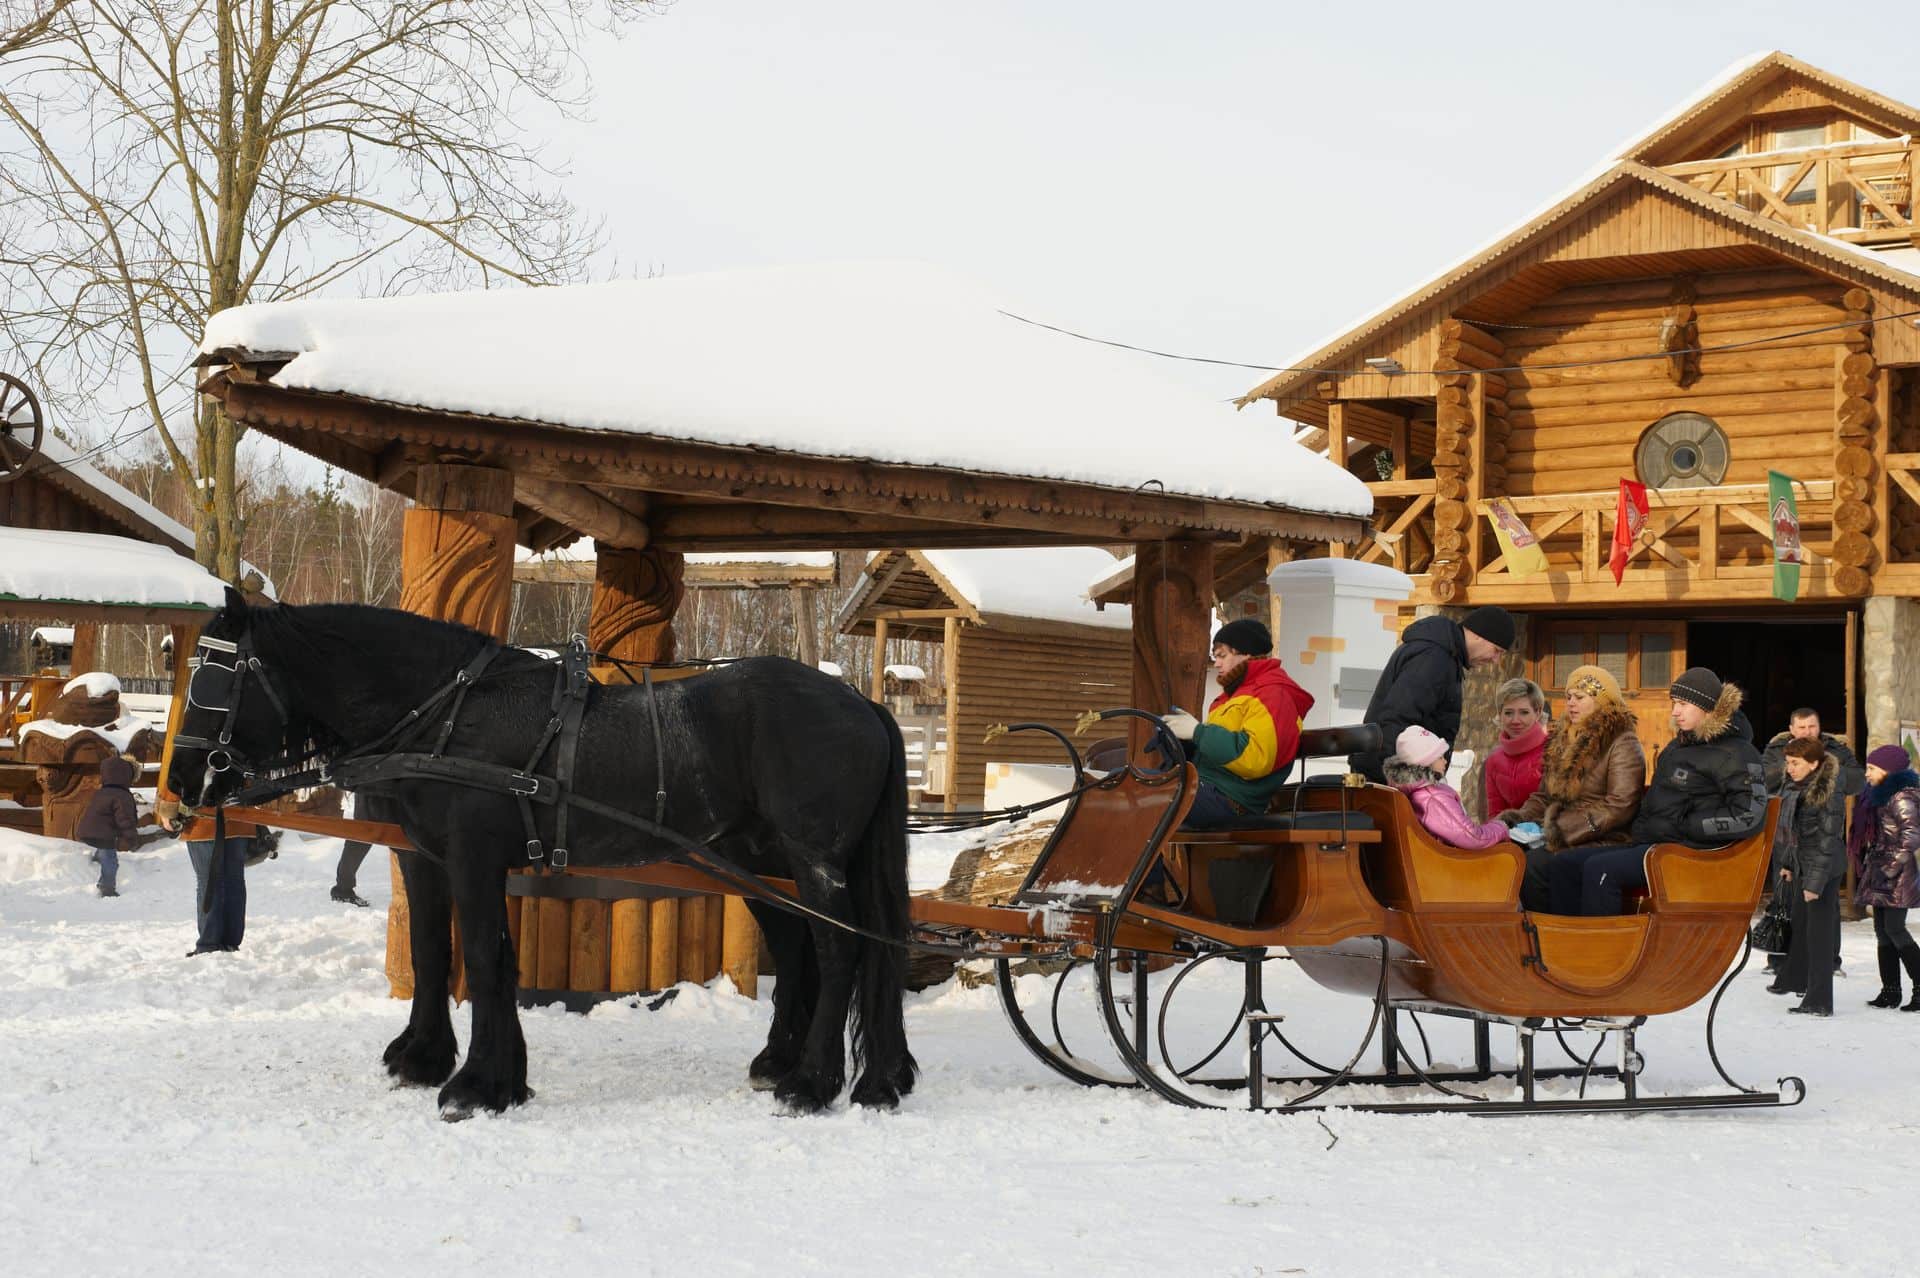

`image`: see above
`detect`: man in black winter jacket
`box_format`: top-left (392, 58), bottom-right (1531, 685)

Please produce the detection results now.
top-left (1350, 606), bottom-right (1514, 781)
top-left (1548, 667), bottom-right (1767, 915)
top-left (1760, 708), bottom-right (1864, 794)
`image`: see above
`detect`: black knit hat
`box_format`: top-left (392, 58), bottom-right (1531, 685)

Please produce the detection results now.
top-left (1670, 666), bottom-right (1724, 712)
top-left (1212, 618), bottom-right (1272, 657)
top-left (1461, 605), bottom-right (1515, 651)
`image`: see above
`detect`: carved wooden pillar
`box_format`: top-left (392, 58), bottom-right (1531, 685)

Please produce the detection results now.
top-left (1129, 538), bottom-right (1214, 755)
top-left (588, 543), bottom-right (685, 662)
top-left (388, 463), bottom-right (517, 999)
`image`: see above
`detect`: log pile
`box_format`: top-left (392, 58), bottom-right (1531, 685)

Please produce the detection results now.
top-left (1831, 289), bottom-right (1880, 597)
top-left (1431, 319), bottom-right (1508, 602)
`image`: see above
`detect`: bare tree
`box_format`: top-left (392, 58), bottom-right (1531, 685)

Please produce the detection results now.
top-left (0, 0), bottom-right (663, 580)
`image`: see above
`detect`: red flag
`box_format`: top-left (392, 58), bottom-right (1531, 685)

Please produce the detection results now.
top-left (1610, 479), bottom-right (1650, 585)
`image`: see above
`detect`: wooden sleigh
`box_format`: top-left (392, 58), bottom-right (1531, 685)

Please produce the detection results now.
top-left (989, 719), bottom-right (1804, 1116)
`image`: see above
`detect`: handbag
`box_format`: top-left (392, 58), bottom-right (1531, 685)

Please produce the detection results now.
top-left (1750, 891), bottom-right (1792, 953)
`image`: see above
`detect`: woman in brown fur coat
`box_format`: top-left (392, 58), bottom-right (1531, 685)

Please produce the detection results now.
top-left (1497, 665), bottom-right (1647, 911)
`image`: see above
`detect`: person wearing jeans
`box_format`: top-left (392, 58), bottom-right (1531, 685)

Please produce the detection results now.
top-left (174, 810), bottom-right (258, 956)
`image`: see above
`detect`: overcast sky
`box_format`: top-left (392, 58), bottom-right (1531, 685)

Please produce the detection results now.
top-left (544, 0), bottom-right (1920, 404)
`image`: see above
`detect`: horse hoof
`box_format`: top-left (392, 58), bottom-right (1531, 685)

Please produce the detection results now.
top-left (773, 1074), bottom-right (840, 1115)
top-left (385, 1038), bottom-right (457, 1088)
top-left (849, 1076), bottom-right (900, 1110)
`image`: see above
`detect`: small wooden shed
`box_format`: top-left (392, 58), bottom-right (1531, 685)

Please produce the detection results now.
top-left (837, 548), bottom-right (1132, 810)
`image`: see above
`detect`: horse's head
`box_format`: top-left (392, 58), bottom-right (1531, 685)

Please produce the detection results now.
top-left (167, 587), bottom-right (302, 810)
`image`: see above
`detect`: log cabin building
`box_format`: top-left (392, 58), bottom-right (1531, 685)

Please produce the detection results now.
top-left (1239, 52), bottom-right (1920, 763)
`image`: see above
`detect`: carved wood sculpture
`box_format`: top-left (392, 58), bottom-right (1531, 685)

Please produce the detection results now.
top-left (18, 677), bottom-right (158, 839)
top-left (1127, 539), bottom-right (1212, 754)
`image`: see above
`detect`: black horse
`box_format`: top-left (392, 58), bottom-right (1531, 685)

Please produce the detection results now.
top-left (167, 590), bottom-right (917, 1118)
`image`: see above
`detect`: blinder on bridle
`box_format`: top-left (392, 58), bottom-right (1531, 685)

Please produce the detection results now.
top-left (172, 633), bottom-right (293, 782)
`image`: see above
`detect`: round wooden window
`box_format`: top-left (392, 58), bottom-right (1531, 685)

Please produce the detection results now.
top-left (1635, 412), bottom-right (1729, 489)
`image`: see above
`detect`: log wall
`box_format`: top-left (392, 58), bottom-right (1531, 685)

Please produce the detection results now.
top-left (946, 623), bottom-right (1133, 810)
top-left (1501, 267), bottom-right (1852, 496)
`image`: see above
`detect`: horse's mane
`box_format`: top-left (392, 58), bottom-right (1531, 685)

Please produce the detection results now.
top-left (244, 602), bottom-right (547, 758)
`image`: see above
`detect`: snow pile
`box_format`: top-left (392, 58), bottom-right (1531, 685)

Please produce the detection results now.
top-left (19, 712), bottom-right (154, 754)
top-left (925, 547), bottom-right (1131, 629)
top-left (62, 672), bottom-right (121, 698)
top-left (200, 262), bottom-right (1372, 518)
top-left (0, 527), bottom-right (228, 611)
top-left (3, 820), bottom-right (1917, 1275)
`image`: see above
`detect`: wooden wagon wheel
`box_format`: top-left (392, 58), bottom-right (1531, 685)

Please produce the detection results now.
top-left (0, 372), bottom-right (46, 482)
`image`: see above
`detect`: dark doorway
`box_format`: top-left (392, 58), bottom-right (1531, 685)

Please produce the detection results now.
top-left (1686, 619), bottom-right (1847, 743)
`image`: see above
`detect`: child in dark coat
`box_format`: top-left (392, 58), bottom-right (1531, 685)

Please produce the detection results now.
top-left (75, 754), bottom-right (139, 897)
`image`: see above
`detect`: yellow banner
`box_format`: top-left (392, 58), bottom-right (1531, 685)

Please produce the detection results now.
top-left (1485, 497), bottom-right (1549, 579)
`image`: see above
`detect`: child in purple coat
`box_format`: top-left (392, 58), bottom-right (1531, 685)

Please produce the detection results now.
top-left (1386, 725), bottom-right (1511, 849)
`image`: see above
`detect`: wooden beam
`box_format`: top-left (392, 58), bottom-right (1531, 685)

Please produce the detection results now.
top-left (943, 616), bottom-right (961, 815)
top-left (515, 478), bottom-right (650, 549)
top-left (215, 378), bottom-right (1362, 546)
top-left (0, 601), bottom-right (215, 626)
top-left (870, 618), bottom-right (888, 702)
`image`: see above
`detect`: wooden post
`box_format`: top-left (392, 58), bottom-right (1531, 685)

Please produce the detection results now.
top-left (1327, 404), bottom-right (1349, 559)
top-left (387, 463), bottom-right (517, 999)
top-left (721, 896), bottom-right (759, 998)
top-left (870, 617), bottom-right (889, 702)
top-left (67, 622), bottom-right (101, 674)
top-left (1129, 539), bottom-right (1214, 754)
top-left (943, 615), bottom-right (961, 813)
top-left (677, 894), bottom-right (710, 983)
top-left (609, 898), bottom-right (649, 992)
top-left (1265, 542), bottom-right (1293, 642)
top-left (588, 543), bottom-right (684, 662)
top-left (792, 586), bottom-right (820, 668)
top-left (648, 897), bottom-right (679, 987)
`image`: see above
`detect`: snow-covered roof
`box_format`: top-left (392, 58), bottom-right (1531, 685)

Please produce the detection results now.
top-left (0, 528), bottom-right (230, 613)
top-left (923, 548), bottom-right (1132, 630)
top-left (30, 627), bottom-right (75, 646)
top-left (200, 262), bottom-right (1371, 520)
top-left (23, 435), bottom-right (276, 598)
top-left (883, 663), bottom-right (928, 683)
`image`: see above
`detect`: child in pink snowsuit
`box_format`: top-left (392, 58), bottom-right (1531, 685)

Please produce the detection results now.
top-left (1386, 725), bottom-right (1511, 849)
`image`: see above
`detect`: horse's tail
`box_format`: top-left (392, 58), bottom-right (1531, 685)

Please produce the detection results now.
top-left (848, 698), bottom-right (918, 1102)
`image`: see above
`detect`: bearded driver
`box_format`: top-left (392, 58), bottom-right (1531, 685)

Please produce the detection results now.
top-left (1161, 620), bottom-right (1315, 828)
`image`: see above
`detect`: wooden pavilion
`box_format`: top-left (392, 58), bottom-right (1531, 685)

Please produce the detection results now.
top-left (836, 547), bottom-right (1133, 810)
top-left (191, 261), bottom-right (1368, 1001)
top-left (1236, 51), bottom-right (1920, 763)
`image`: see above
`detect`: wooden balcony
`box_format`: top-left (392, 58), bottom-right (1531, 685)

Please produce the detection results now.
top-left (1351, 471), bottom-right (1920, 606)
top-left (1663, 139), bottom-right (1919, 246)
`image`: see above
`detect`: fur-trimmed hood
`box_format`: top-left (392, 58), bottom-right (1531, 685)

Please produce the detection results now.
top-left (1540, 701), bottom-right (1639, 800)
top-left (1675, 681), bottom-right (1748, 745)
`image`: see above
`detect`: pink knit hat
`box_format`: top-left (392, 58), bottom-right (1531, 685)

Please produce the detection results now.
top-left (1395, 725), bottom-right (1449, 770)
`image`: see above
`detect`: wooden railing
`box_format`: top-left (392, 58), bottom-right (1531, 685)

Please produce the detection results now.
top-left (1663, 140), bottom-right (1918, 245)
top-left (1355, 478), bottom-right (1437, 574)
top-left (1468, 480), bottom-right (1839, 601)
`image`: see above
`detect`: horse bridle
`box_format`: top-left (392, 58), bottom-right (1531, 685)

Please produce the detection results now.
top-left (171, 633), bottom-right (298, 783)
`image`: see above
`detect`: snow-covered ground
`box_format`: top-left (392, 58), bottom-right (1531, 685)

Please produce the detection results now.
top-left (1, 824), bottom-right (1912, 1276)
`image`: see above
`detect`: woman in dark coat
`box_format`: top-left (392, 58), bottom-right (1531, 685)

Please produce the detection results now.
top-left (1853, 744), bottom-right (1920, 1011)
top-left (1767, 737), bottom-right (1852, 1016)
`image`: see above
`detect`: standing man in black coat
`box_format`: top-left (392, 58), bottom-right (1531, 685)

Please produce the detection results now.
top-left (1350, 606), bottom-right (1516, 781)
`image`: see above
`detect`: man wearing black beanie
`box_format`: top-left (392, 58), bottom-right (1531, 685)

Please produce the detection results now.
top-left (1349, 605), bottom-right (1514, 781)
top-left (1159, 618), bottom-right (1315, 826)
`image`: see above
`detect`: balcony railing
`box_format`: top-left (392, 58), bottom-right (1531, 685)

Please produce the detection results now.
top-left (1663, 140), bottom-right (1917, 245)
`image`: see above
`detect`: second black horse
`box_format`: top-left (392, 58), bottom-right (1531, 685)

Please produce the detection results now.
top-left (166, 592), bottom-right (917, 1118)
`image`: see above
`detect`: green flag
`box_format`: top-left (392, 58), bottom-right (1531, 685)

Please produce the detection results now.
top-left (1769, 470), bottom-right (1802, 602)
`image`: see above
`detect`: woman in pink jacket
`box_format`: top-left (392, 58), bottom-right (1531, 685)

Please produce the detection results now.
top-left (1387, 725), bottom-right (1511, 849)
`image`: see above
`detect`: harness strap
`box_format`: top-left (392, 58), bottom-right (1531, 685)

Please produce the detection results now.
top-left (547, 639), bottom-right (592, 869)
top-left (644, 667), bottom-right (667, 833)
